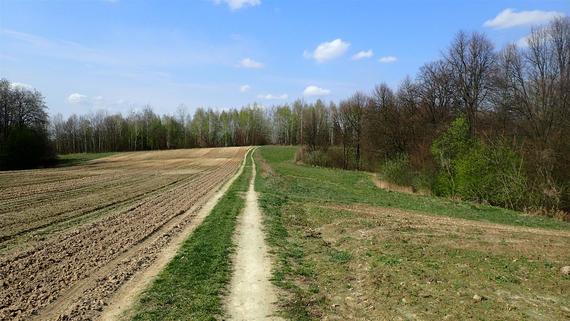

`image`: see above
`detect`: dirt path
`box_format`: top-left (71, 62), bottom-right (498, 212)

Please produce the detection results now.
top-left (227, 150), bottom-right (282, 321)
top-left (370, 173), bottom-right (429, 196)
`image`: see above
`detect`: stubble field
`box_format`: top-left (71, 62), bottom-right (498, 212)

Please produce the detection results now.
top-left (0, 147), bottom-right (247, 321)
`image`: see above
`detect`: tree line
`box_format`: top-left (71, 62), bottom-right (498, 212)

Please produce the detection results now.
top-left (50, 105), bottom-right (268, 154)
top-left (1, 17), bottom-right (568, 213)
top-left (291, 17), bottom-right (570, 214)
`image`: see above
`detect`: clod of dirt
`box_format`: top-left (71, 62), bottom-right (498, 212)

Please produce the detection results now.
top-left (304, 228), bottom-right (322, 238)
top-left (472, 294), bottom-right (486, 302)
top-left (561, 266), bottom-right (570, 276)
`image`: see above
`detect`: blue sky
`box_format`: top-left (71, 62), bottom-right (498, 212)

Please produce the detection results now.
top-left (1, 0), bottom-right (568, 117)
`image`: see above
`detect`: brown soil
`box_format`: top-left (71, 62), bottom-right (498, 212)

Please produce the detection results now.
top-left (101, 148), bottom-right (250, 321)
top-left (0, 147), bottom-right (248, 321)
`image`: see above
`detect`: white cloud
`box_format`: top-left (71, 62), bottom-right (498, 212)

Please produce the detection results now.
top-left (10, 82), bottom-right (33, 90)
top-left (303, 85), bottom-right (331, 97)
top-left (257, 93), bottom-right (288, 100)
top-left (351, 50), bottom-right (373, 60)
top-left (378, 56), bottom-right (398, 63)
top-left (65, 93), bottom-right (132, 110)
top-left (238, 58), bottom-right (264, 69)
top-left (484, 9), bottom-right (566, 29)
top-left (240, 84), bottom-right (251, 92)
top-left (67, 93), bottom-right (88, 105)
top-left (516, 34), bottom-right (531, 48)
top-left (304, 38), bottom-right (350, 63)
top-left (213, 0), bottom-right (261, 10)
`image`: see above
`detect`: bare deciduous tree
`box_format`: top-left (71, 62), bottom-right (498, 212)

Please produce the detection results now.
top-left (446, 31), bottom-right (497, 136)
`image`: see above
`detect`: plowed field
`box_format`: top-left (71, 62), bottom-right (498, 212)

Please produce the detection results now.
top-left (0, 147), bottom-right (248, 321)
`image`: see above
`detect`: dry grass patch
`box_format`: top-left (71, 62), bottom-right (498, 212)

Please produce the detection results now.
top-left (287, 202), bottom-right (570, 320)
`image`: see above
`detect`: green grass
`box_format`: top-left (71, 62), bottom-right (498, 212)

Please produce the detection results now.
top-left (130, 150), bottom-right (251, 321)
top-left (255, 155), bottom-right (317, 320)
top-left (255, 146), bottom-right (570, 320)
top-left (258, 146), bottom-right (570, 230)
top-left (56, 152), bottom-right (116, 167)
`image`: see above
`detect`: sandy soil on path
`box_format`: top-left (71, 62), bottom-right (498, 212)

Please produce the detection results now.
top-left (227, 150), bottom-right (283, 321)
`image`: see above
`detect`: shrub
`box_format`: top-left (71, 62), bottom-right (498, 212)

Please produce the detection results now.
top-left (431, 116), bottom-right (473, 196)
top-left (454, 141), bottom-right (529, 209)
top-left (431, 117), bottom-right (472, 161)
top-left (297, 146), bottom-right (354, 169)
top-left (380, 154), bottom-right (413, 186)
top-left (304, 149), bottom-right (331, 167)
top-left (560, 181), bottom-right (570, 213)
top-left (379, 154), bottom-right (434, 194)
top-left (431, 116), bottom-right (532, 211)
top-left (411, 170), bottom-right (435, 193)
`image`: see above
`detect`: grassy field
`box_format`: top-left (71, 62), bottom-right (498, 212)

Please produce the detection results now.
top-left (256, 146), bottom-right (570, 320)
top-left (259, 146), bottom-right (569, 230)
top-left (129, 150), bottom-right (252, 321)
